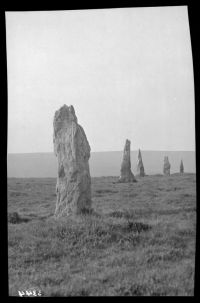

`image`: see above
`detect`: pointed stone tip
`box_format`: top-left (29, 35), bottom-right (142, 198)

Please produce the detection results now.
top-left (54, 104), bottom-right (77, 126)
top-left (138, 149), bottom-right (142, 160)
top-left (125, 139), bottom-right (131, 145)
top-left (59, 104), bottom-right (68, 111)
top-left (69, 105), bottom-right (76, 115)
top-left (60, 104), bottom-right (74, 112)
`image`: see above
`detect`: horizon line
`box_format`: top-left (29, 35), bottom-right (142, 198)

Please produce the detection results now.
top-left (7, 149), bottom-right (196, 155)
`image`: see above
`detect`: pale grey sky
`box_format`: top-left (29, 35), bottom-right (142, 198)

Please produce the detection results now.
top-left (6, 7), bottom-right (195, 153)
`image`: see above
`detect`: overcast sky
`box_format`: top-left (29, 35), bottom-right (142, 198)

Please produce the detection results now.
top-left (6, 6), bottom-right (195, 153)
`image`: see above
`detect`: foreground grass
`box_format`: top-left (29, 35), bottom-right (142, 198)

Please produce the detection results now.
top-left (8, 174), bottom-right (196, 296)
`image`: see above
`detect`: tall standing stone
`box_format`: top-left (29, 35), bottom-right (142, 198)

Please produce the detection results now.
top-left (53, 104), bottom-right (92, 217)
top-left (180, 159), bottom-right (184, 173)
top-left (119, 139), bottom-right (137, 183)
top-left (137, 149), bottom-right (145, 177)
top-left (163, 156), bottom-right (171, 176)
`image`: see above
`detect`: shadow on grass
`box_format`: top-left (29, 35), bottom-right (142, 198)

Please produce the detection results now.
top-left (9, 191), bottom-right (29, 197)
top-left (108, 210), bottom-right (135, 219)
top-left (8, 212), bottom-right (31, 224)
top-left (94, 189), bottom-right (118, 197)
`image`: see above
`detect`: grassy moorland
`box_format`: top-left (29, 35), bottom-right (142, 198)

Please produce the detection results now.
top-left (8, 173), bottom-right (196, 296)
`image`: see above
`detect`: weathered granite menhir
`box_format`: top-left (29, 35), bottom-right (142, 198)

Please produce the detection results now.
top-left (180, 159), bottom-right (184, 174)
top-left (163, 156), bottom-right (171, 176)
top-left (53, 104), bottom-right (92, 217)
top-left (119, 139), bottom-right (137, 183)
top-left (137, 149), bottom-right (145, 177)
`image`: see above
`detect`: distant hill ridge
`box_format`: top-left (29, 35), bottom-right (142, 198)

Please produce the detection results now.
top-left (7, 151), bottom-right (195, 178)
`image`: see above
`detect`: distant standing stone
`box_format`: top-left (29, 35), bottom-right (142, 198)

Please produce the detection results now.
top-left (137, 149), bottom-right (145, 177)
top-left (53, 104), bottom-right (92, 217)
top-left (180, 159), bottom-right (184, 173)
top-left (163, 156), bottom-right (171, 176)
top-left (119, 139), bottom-right (137, 183)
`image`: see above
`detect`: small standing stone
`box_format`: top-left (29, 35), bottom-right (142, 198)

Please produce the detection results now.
top-left (53, 104), bottom-right (92, 217)
top-left (180, 159), bottom-right (184, 173)
top-left (137, 149), bottom-right (145, 177)
top-left (119, 139), bottom-right (137, 183)
top-left (163, 156), bottom-right (171, 176)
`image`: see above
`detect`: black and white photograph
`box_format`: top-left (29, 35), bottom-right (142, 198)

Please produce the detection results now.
top-left (6, 6), bottom-right (196, 296)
